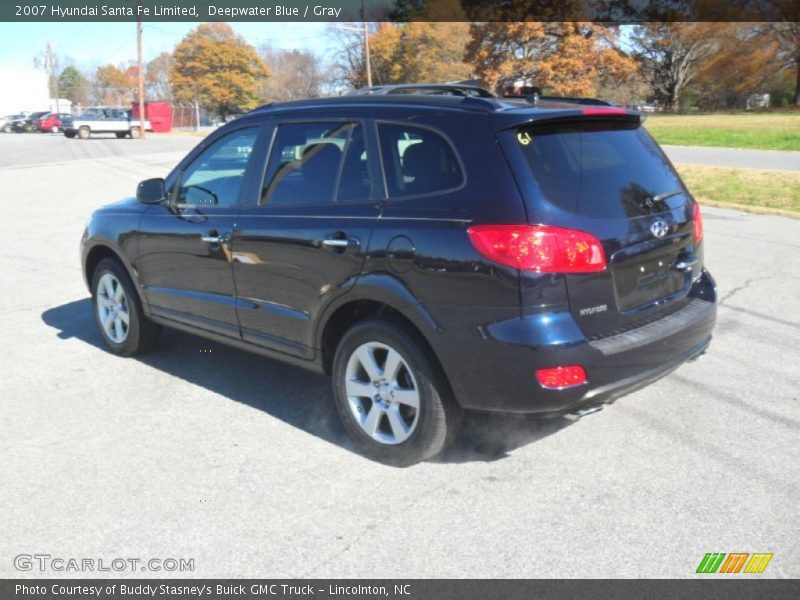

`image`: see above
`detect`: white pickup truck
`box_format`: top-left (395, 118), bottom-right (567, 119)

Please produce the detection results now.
top-left (62, 107), bottom-right (152, 139)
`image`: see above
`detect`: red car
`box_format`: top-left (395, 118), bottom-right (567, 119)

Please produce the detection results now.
top-left (38, 113), bottom-right (72, 133)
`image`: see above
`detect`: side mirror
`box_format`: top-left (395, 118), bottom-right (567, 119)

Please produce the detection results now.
top-left (136, 178), bottom-right (166, 204)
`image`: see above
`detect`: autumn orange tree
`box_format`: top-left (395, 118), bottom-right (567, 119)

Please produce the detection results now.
top-left (171, 23), bottom-right (269, 118)
top-left (93, 64), bottom-right (136, 105)
top-left (368, 21), bottom-right (473, 85)
top-left (465, 22), bottom-right (637, 96)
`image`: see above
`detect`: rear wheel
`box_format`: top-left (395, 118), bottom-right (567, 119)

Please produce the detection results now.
top-left (91, 257), bottom-right (160, 356)
top-left (115, 132), bottom-right (126, 139)
top-left (77, 126), bottom-right (90, 140)
top-left (129, 126), bottom-right (141, 139)
top-left (332, 319), bottom-right (460, 466)
top-left (64, 131), bottom-right (76, 138)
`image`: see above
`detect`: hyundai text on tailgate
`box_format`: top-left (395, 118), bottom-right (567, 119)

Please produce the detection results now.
top-left (80, 84), bottom-right (716, 465)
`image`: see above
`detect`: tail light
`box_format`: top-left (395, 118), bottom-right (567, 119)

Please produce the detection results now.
top-left (536, 366), bottom-right (587, 389)
top-left (467, 225), bottom-right (606, 273)
top-left (693, 202), bottom-right (703, 243)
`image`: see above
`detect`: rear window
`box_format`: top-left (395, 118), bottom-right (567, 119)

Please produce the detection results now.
top-left (515, 121), bottom-right (685, 218)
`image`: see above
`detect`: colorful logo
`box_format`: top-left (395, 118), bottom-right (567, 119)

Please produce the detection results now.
top-left (696, 552), bottom-right (773, 574)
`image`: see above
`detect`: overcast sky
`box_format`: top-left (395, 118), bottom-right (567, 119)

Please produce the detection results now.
top-left (0, 22), bottom-right (332, 72)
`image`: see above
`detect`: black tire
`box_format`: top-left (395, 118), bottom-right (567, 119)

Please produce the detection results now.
top-left (90, 257), bottom-right (161, 356)
top-left (115, 132), bottom-right (126, 139)
top-left (64, 131), bottom-right (76, 138)
top-left (77, 126), bottom-right (90, 140)
top-left (332, 318), bottom-right (461, 466)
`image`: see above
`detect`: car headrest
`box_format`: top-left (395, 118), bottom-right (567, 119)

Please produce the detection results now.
top-left (401, 142), bottom-right (429, 179)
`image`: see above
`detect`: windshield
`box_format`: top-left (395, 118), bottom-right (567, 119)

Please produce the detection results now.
top-left (515, 121), bottom-right (686, 219)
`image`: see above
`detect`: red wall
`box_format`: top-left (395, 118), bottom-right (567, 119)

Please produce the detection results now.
top-left (131, 101), bottom-right (172, 133)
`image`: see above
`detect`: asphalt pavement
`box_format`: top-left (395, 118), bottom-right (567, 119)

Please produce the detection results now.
top-left (1, 133), bottom-right (798, 578)
top-left (662, 144), bottom-right (800, 171)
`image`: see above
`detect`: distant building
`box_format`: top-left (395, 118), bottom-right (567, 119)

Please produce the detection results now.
top-left (746, 94), bottom-right (770, 110)
top-left (0, 68), bottom-right (50, 115)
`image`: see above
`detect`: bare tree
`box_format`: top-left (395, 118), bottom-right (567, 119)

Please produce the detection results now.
top-left (146, 52), bottom-right (173, 101)
top-left (258, 45), bottom-right (326, 102)
top-left (630, 23), bottom-right (720, 112)
top-left (327, 25), bottom-right (373, 90)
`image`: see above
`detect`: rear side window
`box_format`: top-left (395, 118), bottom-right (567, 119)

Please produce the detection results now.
top-left (260, 122), bottom-right (372, 206)
top-left (377, 123), bottom-right (463, 198)
top-left (515, 121), bottom-right (685, 218)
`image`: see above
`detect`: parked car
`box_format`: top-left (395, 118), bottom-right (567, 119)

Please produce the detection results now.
top-left (62, 107), bottom-right (151, 139)
top-left (0, 114), bottom-right (25, 133)
top-left (80, 83), bottom-right (716, 465)
top-left (38, 112), bottom-right (72, 133)
top-left (14, 111), bottom-right (50, 132)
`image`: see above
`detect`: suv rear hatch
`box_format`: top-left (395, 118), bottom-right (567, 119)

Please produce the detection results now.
top-left (499, 111), bottom-right (702, 338)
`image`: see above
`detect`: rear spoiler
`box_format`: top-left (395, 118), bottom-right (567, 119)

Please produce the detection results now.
top-left (493, 107), bottom-right (642, 131)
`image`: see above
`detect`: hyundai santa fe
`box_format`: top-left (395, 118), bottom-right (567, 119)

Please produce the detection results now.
top-left (81, 84), bottom-right (717, 465)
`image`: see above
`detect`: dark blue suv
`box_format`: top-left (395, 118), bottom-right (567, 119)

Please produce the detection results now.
top-left (81, 84), bottom-right (716, 465)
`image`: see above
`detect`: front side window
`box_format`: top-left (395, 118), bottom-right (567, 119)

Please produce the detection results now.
top-left (377, 123), bottom-right (463, 198)
top-left (176, 128), bottom-right (258, 207)
top-left (260, 121), bottom-right (372, 206)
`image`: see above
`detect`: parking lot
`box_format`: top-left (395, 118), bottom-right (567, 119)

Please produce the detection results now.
top-left (1, 133), bottom-right (798, 578)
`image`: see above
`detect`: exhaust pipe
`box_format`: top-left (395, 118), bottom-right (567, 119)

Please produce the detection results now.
top-left (563, 404), bottom-right (603, 421)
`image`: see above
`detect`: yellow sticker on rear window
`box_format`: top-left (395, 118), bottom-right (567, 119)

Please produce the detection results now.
top-left (517, 131), bottom-right (532, 145)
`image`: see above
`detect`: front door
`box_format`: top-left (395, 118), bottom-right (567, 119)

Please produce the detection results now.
top-left (232, 119), bottom-right (381, 358)
top-left (137, 125), bottom-right (263, 338)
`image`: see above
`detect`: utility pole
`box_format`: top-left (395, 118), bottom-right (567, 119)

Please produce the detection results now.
top-left (362, 0), bottom-right (372, 87)
top-left (39, 42), bottom-right (60, 112)
top-left (330, 6), bottom-right (372, 88)
top-left (136, 0), bottom-right (146, 138)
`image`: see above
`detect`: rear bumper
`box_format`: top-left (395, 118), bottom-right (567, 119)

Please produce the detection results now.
top-left (438, 270), bottom-right (717, 414)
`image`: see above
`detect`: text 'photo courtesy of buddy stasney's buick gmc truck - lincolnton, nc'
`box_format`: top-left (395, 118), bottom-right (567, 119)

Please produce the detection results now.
top-left (80, 84), bottom-right (717, 466)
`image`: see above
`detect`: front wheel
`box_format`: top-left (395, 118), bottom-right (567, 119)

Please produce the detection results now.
top-left (77, 126), bottom-right (90, 140)
top-left (129, 126), bottom-right (141, 139)
top-left (91, 257), bottom-right (161, 356)
top-left (332, 319), bottom-right (460, 466)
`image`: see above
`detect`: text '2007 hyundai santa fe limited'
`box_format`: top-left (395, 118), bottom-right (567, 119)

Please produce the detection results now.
top-left (81, 84), bottom-right (717, 466)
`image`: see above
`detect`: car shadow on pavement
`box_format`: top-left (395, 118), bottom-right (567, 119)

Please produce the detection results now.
top-left (42, 298), bottom-right (569, 465)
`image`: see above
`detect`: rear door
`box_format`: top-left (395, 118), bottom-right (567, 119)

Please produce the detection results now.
top-left (231, 117), bottom-right (381, 358)
top-left (500, 117), bottom-right (700, 337)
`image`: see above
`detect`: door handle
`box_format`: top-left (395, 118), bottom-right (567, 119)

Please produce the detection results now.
top-left (322, 236), bottom-right (359, 249)
top-left (201, 230), bottom-right (228, 244)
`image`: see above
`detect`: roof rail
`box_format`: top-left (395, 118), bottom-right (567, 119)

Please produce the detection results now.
top-left (503, 94), bottom-right (614, 107)
top-left (349, 83), bottom-right (496, 98)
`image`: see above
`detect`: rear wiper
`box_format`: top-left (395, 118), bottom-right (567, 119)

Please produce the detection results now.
top-left (650, 189), bottom-right (685, 203)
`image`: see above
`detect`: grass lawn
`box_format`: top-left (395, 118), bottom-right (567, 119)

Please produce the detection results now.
top-left (645, 112), bottom-right (800, 151)
top-left (675, 163), bottom-right (800, 215)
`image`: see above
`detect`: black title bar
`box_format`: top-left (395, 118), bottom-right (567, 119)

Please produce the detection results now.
top-left (3, 0), bottom-right (798, 23)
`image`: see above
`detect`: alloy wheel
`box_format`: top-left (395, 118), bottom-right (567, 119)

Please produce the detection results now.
top-left (96, 273), bottom-right (130, 343)
top-left (344, 342), bottom-right (420, 445)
